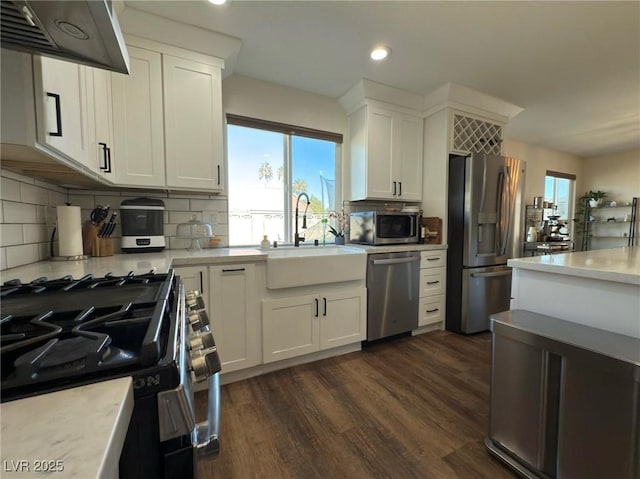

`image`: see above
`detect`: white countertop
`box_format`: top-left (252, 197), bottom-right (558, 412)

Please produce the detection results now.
top-left (0, 377), bottom-right (133, 479)
top-left (1, 244), bottom-right (447, 280)
top-left (508, 247), bottom-right (640, 285)
top-left (1, 248), bottom-right (267, 280)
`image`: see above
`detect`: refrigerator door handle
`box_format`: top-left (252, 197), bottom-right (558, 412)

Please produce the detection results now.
top-left (470, 270), bottom-right (512, 278)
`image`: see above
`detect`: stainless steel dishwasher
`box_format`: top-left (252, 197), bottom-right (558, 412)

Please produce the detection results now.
top-left (366, 251), bottom-right (420, 341)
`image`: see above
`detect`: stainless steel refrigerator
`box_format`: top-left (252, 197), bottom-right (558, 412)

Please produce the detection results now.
top-left (446, 153), bottom-right (525, 333)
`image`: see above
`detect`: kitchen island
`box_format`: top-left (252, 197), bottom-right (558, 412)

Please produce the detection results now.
top-left (508, 247), bottom-right (640, 338)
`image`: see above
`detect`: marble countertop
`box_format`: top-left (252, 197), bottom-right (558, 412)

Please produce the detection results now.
top-left (0, 377), bottom-right (133, 478)
top-left (1, 244), bottom-right (448, 280)
top-left (508, 247), bottom-right (640, 285)
top-left (1, 248), bottom-right (267, 280)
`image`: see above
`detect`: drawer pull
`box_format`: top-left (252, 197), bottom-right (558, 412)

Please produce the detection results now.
top-left (222, 268), bottom-right (245, 273)
top-left (426, 308), bottom-right (439, 313)
top-left (426, 257), bottom-right (441, 261)
top-left (426, 280), bottom-right (440, 285)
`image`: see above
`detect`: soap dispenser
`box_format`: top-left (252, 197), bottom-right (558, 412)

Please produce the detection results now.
top-left (260, 235), bottom-right (270, 250)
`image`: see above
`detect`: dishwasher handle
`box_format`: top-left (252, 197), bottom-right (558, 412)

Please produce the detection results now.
top-left (372, 257), bottom-right (420, 266)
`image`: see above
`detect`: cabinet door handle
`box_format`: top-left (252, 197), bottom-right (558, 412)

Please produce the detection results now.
top-left (222, 268), bottom-right (245, 273)
top-left (426, 257), bottom-right (440, 261)
top-left (98, 143), bottom-right (112, 173)
top-left (426, 280), bottom-right (440, 285)
top-left (392, 181), bottom-right (397, 196)
top-left (426, 308), bottom-right (439, 313)
top-left (398, 181), bottom-right (402, 196)
top-left (105, 145), bottom-right (112, 173)
top-left (46, 92), bottom-right (62, 137)
top-left (199, 271), bottom-right (203, 293)
top-left (217, 165), bottom-right (221, 185)
top-left (323, 297), bottom-right (327, 316)
top-left (314, 298), bottom-right (319, 317)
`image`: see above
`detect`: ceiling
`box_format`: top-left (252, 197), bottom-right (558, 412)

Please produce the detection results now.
top-left (123, 1), bottom-right (640, 158)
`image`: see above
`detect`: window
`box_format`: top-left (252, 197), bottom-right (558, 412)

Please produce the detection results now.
top-left (544, 170), bottom-right (576, 225)
top-left (226, 115), bottom-right (341, 246)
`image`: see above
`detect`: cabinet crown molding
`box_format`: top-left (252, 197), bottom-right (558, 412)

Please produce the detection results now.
top-left (339, 78), bottom-right (424, 115)
top-left (423, 83), bottom-right (523, 123)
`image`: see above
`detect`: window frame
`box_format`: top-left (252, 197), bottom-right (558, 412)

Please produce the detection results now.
top-left (226, 114), bottom-right (343, 246)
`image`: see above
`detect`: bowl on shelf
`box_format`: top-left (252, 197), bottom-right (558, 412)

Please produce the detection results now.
top-left (176, 215), bottom-right (214, 251)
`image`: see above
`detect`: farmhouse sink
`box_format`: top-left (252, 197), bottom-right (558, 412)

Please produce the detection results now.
top-left (263, 246), bottom-right (366, 289)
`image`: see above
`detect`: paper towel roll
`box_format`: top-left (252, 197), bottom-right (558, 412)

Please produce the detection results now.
top-left (56, 205), bottom-right (83, 257)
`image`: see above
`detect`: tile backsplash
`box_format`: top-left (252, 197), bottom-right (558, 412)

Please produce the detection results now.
top-left (1, 169), bottom-right (67, 270)
top-left (1, 168), bottom-right (229, 272)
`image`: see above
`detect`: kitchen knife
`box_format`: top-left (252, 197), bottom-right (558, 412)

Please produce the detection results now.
top-left (103, 213), bottom-right (118, 238)
top-left (97, 222), bottom-right (108, 237)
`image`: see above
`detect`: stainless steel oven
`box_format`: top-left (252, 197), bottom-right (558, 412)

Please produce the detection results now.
top-left (349, 211), bottom-right (420, 245)
top-left (0, 270), bottom-right (221, 479)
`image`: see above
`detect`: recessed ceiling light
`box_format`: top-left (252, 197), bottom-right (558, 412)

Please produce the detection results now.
top-left (370, 46), bottom-right (391, 61)
top-left (208, 0), bottom-right (228, 5)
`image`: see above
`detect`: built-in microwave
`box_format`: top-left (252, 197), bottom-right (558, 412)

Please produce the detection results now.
top-left (349, 211), bottom-right (420, 245)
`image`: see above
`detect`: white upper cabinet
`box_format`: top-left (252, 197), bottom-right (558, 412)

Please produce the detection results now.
top-left (164, 55), bottom-right (224, 191)
top-left (32, 56), bottom-right (91, 167)
top-left (111, 46), bottom-right (166, 187)
top-left (348, 103), bottom-right (423, 201)
top-left (85, 67), bottom-right (115, 179)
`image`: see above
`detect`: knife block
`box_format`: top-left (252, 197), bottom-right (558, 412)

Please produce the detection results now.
top-left (82, 222), bottom-right (114, 257)
top-left (93, 237), bottom-right (114, 257)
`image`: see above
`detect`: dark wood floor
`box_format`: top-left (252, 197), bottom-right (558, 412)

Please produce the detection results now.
top-left (195, 330), bottom-right (516, 479)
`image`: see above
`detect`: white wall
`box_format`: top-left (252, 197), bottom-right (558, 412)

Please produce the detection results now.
top-left (581, 148), bottom-right (640, 201)
top-left (222, 74), bottom-right (346, 136)
top-left (502, 138), bottom-right (584, 207)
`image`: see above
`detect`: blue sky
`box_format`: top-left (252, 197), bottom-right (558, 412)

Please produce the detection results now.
top-left (227, 125), bottom-right (336, 211)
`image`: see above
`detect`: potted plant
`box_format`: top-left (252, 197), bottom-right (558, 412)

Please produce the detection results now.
top-left (581, 190), bottom-right (607, 208)
top-left (327, 208), bottom-right (348, 245)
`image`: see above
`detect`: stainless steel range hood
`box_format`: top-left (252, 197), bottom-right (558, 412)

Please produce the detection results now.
top-left (1, 0), bottom-right (129, 74)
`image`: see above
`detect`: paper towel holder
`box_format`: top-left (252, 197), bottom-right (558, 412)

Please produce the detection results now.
top-left (50, 202), bottom-right (89, 261)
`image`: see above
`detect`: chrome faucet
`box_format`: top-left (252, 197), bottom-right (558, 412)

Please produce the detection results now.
top-left (294, 192), bottom-right (310, 247)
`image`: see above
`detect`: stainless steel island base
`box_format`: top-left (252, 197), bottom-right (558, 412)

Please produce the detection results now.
top-left (487, 310), bottom-right (640, 479)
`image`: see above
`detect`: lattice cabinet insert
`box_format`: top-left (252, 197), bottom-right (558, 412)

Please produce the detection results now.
top-left (452, 114), bottom-right (503, 155)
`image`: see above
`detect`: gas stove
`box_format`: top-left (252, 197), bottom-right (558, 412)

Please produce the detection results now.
top-left (0, 270), bottom-right (220, 479)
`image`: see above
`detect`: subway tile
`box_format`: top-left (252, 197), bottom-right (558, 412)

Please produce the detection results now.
top-left (6, 243), bottom-right (40, 269)
top-left (0, 247), bottom-right (6, 270)
top-left (35, 205), bottom-right (47, 224)
top-left (202, 211), bottom-right (219, 225)
top-left (1, 224), bottom-right (24, 246)
top-left (168, 192), bottom-right (215, 200)
top-left (163, 198), bottom-right (190, 211)
top-left (95, 195), bottom-right (124, 209)
top-left (48, 190), bottom-right (69, 207)
top-left (1, 177), bottom-right (21, 201)
top-left (121, 190), bottom-right (168, 199)
top-left (19, 183), bottom-right (49, 205)
top-left (169, 211), bottom-right (201, 224)
top-left (38, 242), bottom-right (50, 261)
top-left (34, 179), bottom-right (66, 194)
top-left (3, 201), bottom-right (37, 223)
top-left (164, 224), bottom-right (177, 236)
top-left (1, 169), bottom-right (34, 184)
top-left (44, 206), bottom-right (57, 227)
top-left (68, 189), bottom-right (103, 196)
top-left (190, 199), bottom-right (225, 212)
top-left (70, 194), bottom-right (96, 209)
top-left (23, 224), bottom-right (49, 244)
top-left (0, 201), bottom-right (3, 223)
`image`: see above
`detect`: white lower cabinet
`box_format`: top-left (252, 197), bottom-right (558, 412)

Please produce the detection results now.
top-left (176, 266), bottom-right (209, 295)
top-left (418, 250), bottom-right (447, 328)
top-left (208, 264), bottom-right (260, 373)
top-left (262, 287), bottom-right (366, 364)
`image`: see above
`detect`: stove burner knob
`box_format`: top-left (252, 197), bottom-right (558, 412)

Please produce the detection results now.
top-left (186, 291), bottom-right (206, 310)
top-left (189, 330), bottom-right (216, 351)
top-left (188, 309), bottom-right (210, 331)
top-left (190, 347), bottom-right (221, 382)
